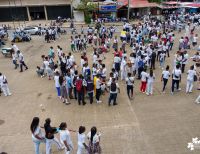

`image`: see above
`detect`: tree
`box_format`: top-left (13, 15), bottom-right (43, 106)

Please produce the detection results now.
top-left (76, 0), bottom-right (98, 23)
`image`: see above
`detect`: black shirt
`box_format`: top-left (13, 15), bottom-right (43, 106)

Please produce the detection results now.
top-left (44, 124), bottom-right (57, 139)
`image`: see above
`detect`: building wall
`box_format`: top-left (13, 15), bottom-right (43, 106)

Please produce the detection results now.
top-left (0, 7), bottom-right (28, 21)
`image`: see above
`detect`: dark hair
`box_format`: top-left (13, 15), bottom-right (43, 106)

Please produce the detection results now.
top-left (45, 118), bottom-right (51, 126)
top-left (30, 117), bottom-right (39, 133)
top-left (90, 126), bottom-right (97, 143)
top-left (166, 65), bottom-right (169, 70)
top-left (190, 65), bottom-right (194, 70)
top-left (59, 122), bottom-right (67, 130)
top-left (59, 75), bottom-right (64, 85)
top-left (128, 72), bottom-right (131, 77)
top-left (79, 126), bottom-right (86, 134)
top-left (150, 69), bottom-right (153, 77)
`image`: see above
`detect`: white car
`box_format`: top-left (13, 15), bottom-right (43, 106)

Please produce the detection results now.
top-left (23, 26), bottom-right (39, 35)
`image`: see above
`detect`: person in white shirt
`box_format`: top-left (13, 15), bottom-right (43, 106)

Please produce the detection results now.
top-left (0, 73), bottom-right (11, 96)
top-left (159, 51), bottom-right (166, 70)
top-left (114, 54), bottom-right (121, 73)
top-left (146, 69), bottom-right (155, 96)
top-left (161, 65), bottom-right (170, 92)
top-left (107, 78), bottom-right (120, 106)
top-left (59, 122), bottom-right (74, 154)
top-left (77, 126), bottom-right (87, 154)
top-left (140, 69), bottom-right (148, 93)
top-left (87, 127), bottom-right (101, 154)
top-left (171, 65), bottom-right (182, 94)
top-left (30, 117), bottom-right (45, 154)
top-left (54, 72), bottom-right (61, 98)
top-left (186, 65), bottom-right (197, 93)
top-left (120, 56), bottom-right (127, 80)
top-left (11, 43), bottom-right (19, 53)
top-left (126, 73), bottom-right (134, 99)
top-left (95, 74), bottom-right (103, 103)
top-left (17, 50), bottom-right (28, 72)
top-left (181, 51), bottom-right (189, 73)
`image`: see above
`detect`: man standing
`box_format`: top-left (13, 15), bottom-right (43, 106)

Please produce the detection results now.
top-left (107, 78), bottom-right (120, 106)
top-left (150, 50), bottom-right (156, 70)
top-left (171, 65), bottom-right (182, 95)
top-left (17, 50), bottom-right (28, 72)
top-left (0, 73), bottom-right (11, 96)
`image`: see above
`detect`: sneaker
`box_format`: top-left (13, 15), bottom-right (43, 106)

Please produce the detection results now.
top-left (178, 88), bottom-right (181, 91)
top-left (171, 91), bottom-right (174, 95)
top-left (113, 103), bottom-right (118, 106)
top-left (146, 92), bottom-right (149, 96)
top-left (8, 93), bottom-right (12, 96)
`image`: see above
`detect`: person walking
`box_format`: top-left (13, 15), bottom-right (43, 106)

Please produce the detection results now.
top-left (107, 78), bottom-right (120, 106)
top-left (59, 122), bottom-right (74, 154)
top-left (77, 126), bottom-right (88, 154)
top-left (186, 65), bottom-right (197, 93)
top-left (54, 71), bottom-right (61, 99)
top-left (44, 118), bottom-right (63, 154)
top-left (140, 68), bottom-right (148, 93)
top-left (87, 127), bottom-right (101, 154)
top-left (146, 69), bottom-right (155, 96)
top-left (0, 73), bottom-right (11, 96)
top-left (161, 65), bottom-right (170, 93)
top-left (125, 72), bottom-right (134, 99)
top-left (30, 117), bottom-right (46, 154)
top-left (17, 50), bottom-right (28, 72)
top-left (171, 65), bottom-right (182, 95)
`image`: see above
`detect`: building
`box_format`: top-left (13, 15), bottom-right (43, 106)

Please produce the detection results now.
top-left (0, 0), bottom-right (72, 22)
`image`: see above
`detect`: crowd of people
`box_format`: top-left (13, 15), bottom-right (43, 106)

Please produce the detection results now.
top-left (30, 117), bottom-right (101, 154)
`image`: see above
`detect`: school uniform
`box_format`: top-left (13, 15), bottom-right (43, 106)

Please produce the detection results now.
top-left (0, 75), bottom-right (11, 96)
top-left (186, 69), bottom-right (196, 93)
top-left (60, 129), bottom-right (73, 154)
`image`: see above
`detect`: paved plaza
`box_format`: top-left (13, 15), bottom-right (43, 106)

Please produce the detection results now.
top-left (0, 23), bottom-right (200, 154)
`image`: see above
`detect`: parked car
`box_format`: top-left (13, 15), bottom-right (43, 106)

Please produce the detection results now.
top-left (1, 47), bottom-right (12, 57)
top-left (23, 26), bottom-right (39, 35)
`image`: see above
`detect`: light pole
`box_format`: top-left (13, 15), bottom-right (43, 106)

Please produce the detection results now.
top-left (127, 0), bottom-right (130, 21)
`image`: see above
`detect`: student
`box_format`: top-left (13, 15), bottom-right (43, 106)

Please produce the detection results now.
top-left (17, 50), bottom-right (28, 72)
top-left (95, 74), bottom-right (103, 103)
top-left (36, 66), bottom-right (45, 78)
top-left (30, 117), bottom-right (45, 154)
top-left (126, 72), bottom-right (134, 99)
top-left (77, 126), bottom-right (88, 154)
top-left (140, 68), bottom-right (148, 93)
top-left (54, 72), bottom-right (61, 99)
top-left (146, 69), bottom-right (155, 96)
top-left (186, 65), bottom-right (197, 93)
top-left (59, 122), bottom-right (74, 154)
top-left (76, 74), bottom-right (86, 105)
top-left (44, 118), bottom-right (63, 154)
top-left (171, 65), bottom-right (182, 95)
top-left (59, 75), bottom-right (70, 105)
top-left (159, 51), bottom-right (166, 70)
top-left (161, 65), bottom-right (170, 93)
top-left (107, 78), bottom-right (120, 106)
top-left (86, 76), bottom-right (94, 104)
top-left (0, 73), bottom-right (11, 96)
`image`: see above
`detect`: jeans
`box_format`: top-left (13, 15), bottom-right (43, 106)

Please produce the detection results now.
top-left (186, 80), bottom-right (193, 93)
top-left (146, 82), bottom-right (153, 94)
top-left (108, 93), bottom-right (117, 105)
top-left (181, 64), bottom-right (185, 73)
top-left (160, 60), bottom-right (165, 68)
top-left (56, 87), bottom-right (61, 96)
top-left (96, 88), bottom-right (101, 101)
top-left (78, 90), bottom-right (85, 105)
top-left (13, 60), bottom-right (18, 69)
top-left (46, 138), bottom-right (63, 154)
top-left (171, 79), bottom-right (180, 92)
top-left (20, 61), bottom-right (28, 72)
top-left (32, 138), bottom-right (45, 154)
top-left (162, 78), bottom-right (168, 92)
top-left (88, 91), bottom-right (93, 104)
top-left (127, 85), bottom-right (133, 98)
top-left (73, 87), bottom-right (77, 100)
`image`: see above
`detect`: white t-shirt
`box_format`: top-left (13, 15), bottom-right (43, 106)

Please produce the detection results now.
top-left (172, 69), bottom-right (181, 80)
top-left (114, 57), bottom-right (121, 63)
top-left (102, 68), bottom-right (107, 77)
top-left (0, 75), bottom-right (7, 86)
top-left (78, 133), bottom-right (86, 148)
top-left (126, 77), bottom-right (134, 86)
top-left (96, 78), bottom-right (101, 89)
top-left (32, 126), bottom-right (44, 141)
top-left (60, 130), bottom-right (73, 149)
top-left (43, 60), bottom-right (49, 69)
top-left (87, 132), bottom-right (100, 144)
top-left (54, 75), bottom-right (60, 87)
top-left (162, 70), bottom-right (170, 79)
top-left (187, 70), bottom-right (196, 81)
top-left (141, 72), bottom-right (148, 82)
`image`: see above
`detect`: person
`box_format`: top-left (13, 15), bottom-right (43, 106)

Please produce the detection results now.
top-left (76, 74), bottom-right (86, 105)
top-left (77, 126), bottom-right (88, 154)
top-left (95, 74), bottom-right (103, 103)
top-left (161, 65), bottom-right (170, 93)
top-left (11, 49), bottom-right (19, 69)
top-left (59, 75), bottom-right (70, 105)
top-left (17, 50), bottom-right (28, 72)
top-left (146, 69), bottom-right (155, 96)
top-left (87, 127), bottom-right (101, 154)
top-left (86, 76), bottom-right (94, 104)
top-left (59, 122), bottom-right (74, 154)
top-left (140, 68), bottom-right (148, 93)
top-left (0, 73), bottom-right (11, 96)
top-left (186, 65), bottom-right (197, 93)
top-left (171, 65), bottom-right (182, 95)
top-left (44, 118), bottom-right (63, 154)
top-left (150, 50), bottom-right (156, 70)
top-left (125, 72), bottom-right (134, 99)
top-left (107, 78), bottom-right (120, 106)
top-left (195, 95), bottom-right (200, 104)
top-left (54, 72), bottom-right (61, 99)
top-left (30, 117), bottom-right (45, 154)
top-left (36, 66), bottom-right (45, 77)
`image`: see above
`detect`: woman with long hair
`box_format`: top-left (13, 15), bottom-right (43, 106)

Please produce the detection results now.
top-left (87, 126), bottom-right (101, 154)
top-left (30, 117), bottom-right (45, 154)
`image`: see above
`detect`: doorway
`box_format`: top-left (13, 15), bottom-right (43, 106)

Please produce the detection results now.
top-left (29, 6), bottom-right (45, 20)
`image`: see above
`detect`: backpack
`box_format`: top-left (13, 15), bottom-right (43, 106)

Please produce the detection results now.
top-left (76, 79), bottom-right (83, 92)
top-left (110, 82), bottom-right (117, 92)
top-left (87, 80), bottom-right (94, 92)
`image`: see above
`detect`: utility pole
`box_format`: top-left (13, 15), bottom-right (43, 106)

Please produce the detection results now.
top-left (127, 0), bottom-right (130, 21)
